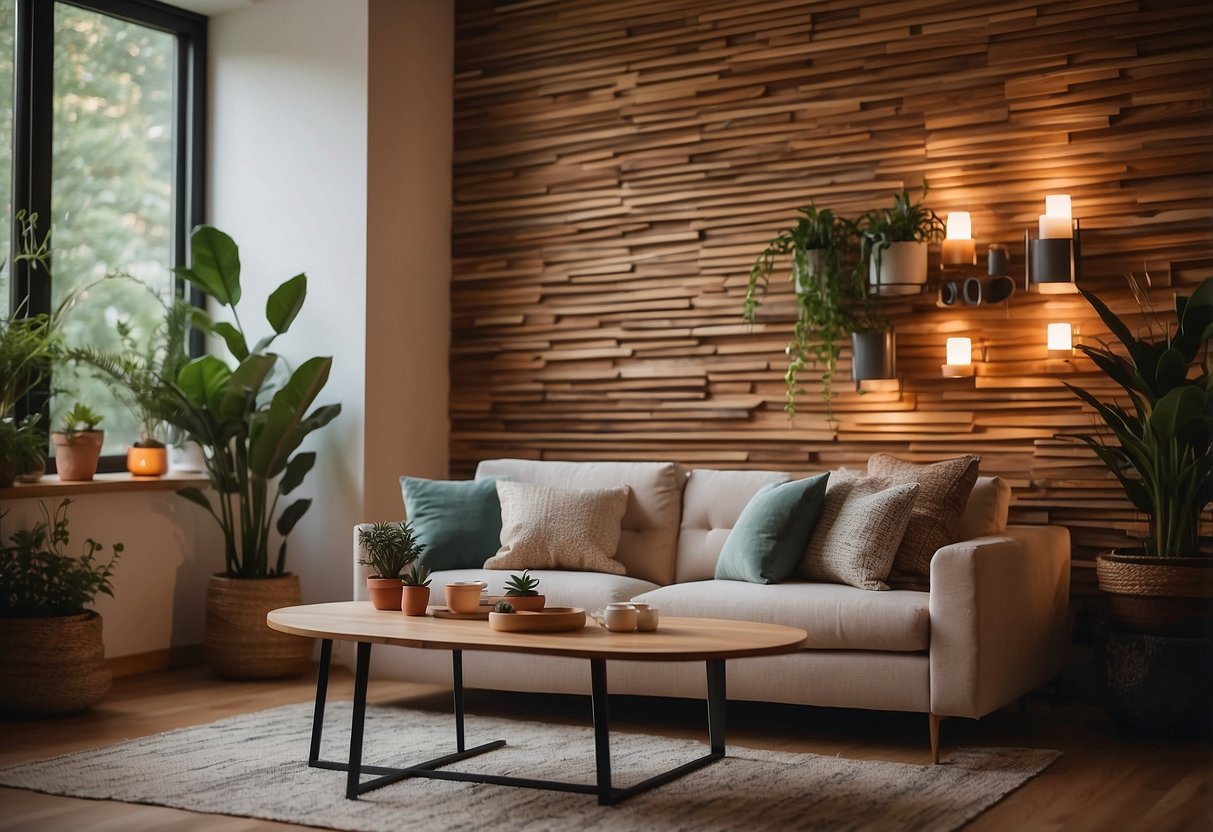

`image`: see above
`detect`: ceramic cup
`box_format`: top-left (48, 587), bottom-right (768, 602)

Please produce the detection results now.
top-left (603, 602), bottom-right (637, 632)
top-left (631, 602), bottom-right (659, 631)
top-left (445, 581), bottom-right (487, 614)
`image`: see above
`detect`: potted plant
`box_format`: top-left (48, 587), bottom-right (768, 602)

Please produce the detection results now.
top-left (503, 569), bottom-right (545, 612)
top-left (859, 184), bottom-right (945, 295)
top-left (52, 403), bottom-right (104, 482)
top-left (0, 499), bottom-right (122, 715)
top-left (1062, 274), bottom-right (1212, 735)
top-left (163, 226), bottom-right (342, 679)
top-left (357, 521), bottom-right (425, 610)
top-left (401, 562), bottom-right (432, 616)
top-left (743, 204), bottom-right (863, 417)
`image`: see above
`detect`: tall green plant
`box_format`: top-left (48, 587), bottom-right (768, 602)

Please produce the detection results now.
top-left (859, 183), bottom-right (945, 278)
top-left (166, 226), bottom-right (341, 578)
top-left (1062, 275), bottom-right (1213, 557)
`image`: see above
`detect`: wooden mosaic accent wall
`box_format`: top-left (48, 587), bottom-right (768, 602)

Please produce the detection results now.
top-left (450, 0), bottom-right (1213, 588)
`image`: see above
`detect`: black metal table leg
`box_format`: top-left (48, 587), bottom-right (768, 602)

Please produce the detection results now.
top-left (308, 639), bottom-right (333, 765)
top-left (346, 641), bottom-right (372, 799)
top-left (590, 658), bottom-right (614, 805)
top-left (453, 650), bottom-right (466, 753)
top-left (707, 659), bottom-right (726, 755)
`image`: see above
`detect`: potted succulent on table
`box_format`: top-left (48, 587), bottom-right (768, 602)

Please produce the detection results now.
top-left (162, 226), bottom-right (341, 679)
top-left (504, 569), bottom-right (545, 612)
top-left (52, 403), bottom-right (104, 482)
top-left (401, 562), bottom-right (432, 616)
top-left (859, 184), bottom-right (945, 296)
top-left (743, 203), bottom-right (864, 418)
top-left (1061, 274), bottom-right (1212, 735)
top-left (0, 499), bottom-right (122, 715)
top-left (357, 521), bottom-right (425, 611)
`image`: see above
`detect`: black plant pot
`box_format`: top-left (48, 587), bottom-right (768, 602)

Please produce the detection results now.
top-left (1094, 625), bottom-right (1213, 738)
top-left (851, 330), bottom-right (896, 385)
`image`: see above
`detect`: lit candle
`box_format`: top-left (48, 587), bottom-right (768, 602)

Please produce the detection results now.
top-left (942, 337), bottom-right (975, 377)
top-left (1038, 194), bottom-right (1073, 239)
top-left (941, 212), bottom-right (976, 266)
top-left (1047, 322), bottom-right (1073, 357)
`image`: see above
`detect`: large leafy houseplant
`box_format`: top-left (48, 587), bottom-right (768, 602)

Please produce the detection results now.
top-left (743, 204), bottom-right (866, 416)
top-left (859, 184), bottom-right (944, 292)
top-left (1062, 275), bottom-right (1212, 559)
top-left (165, 226), bottom-right (341, 578)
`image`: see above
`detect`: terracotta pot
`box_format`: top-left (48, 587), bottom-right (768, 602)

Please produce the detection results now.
top-left (204, 574), bottom-right (312, 679)
top-left (1096, 552), bottom-right (1213, 637)
top-left (367, 577), bottom-right (403, 611)
top-left (504, 594), bottom-right (546, 612)
top-left (869, 241), bottom-right (928, 295)
top-left (127, 445), bottom-right (169, 477)
top-left (401, 585), bottom-right (431, 616)
top-left (52, 431), bottom-right (104, 481)
top-left (0, 611), bottom-right (111, 715)
top-left (445, 581), bottom-right (486, 614)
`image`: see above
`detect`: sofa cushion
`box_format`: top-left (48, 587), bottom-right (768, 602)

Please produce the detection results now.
top-left (801, 473), bottom-right (920, 591)
top-left (677, 468), bottom-right (790, 583)
top-left (429, 568), bottom-right (660, 610)
top-left (401, 476), bottom-right (506, 571)
top-left (868, 453), bottom-right (981, 591)
top-left (715, 473), bottom-right (830, 584)
top-left (485, 481), bottom-right (629, 574)
top-left (476, 459), bottom-right (682, 585)
top-left (958, 476), bottom-right (1011, 539)
top-left (633, 580), bottom-right (930, 652)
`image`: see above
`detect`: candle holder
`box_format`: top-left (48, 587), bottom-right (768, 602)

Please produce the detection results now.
top-left (1025, 218), bottom-right (1081, 294)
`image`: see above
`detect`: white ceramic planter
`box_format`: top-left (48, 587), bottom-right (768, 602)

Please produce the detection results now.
top-left (793, 249), bottom-right (829, 295)
top-left (869, 241), bottom-right (928, 295)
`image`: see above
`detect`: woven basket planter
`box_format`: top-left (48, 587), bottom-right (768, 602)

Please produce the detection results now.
top-left (0, 611), bottom-right (111, 715)
top-left (1096, 552), bottom-right (1213, 637)
top-left (204, 574), bottom-right (312, 679)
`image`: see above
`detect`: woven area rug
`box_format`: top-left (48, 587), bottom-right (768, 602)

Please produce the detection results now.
top-left (0, 702), bottom-right (1059, 831)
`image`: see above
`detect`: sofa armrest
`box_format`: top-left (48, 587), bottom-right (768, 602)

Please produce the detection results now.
top-left (352, 524), bottom-right (374, 601)
top-left (928, 525), bottom-right (1070, 719)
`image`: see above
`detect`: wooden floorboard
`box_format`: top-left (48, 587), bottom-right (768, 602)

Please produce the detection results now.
top-left (0, 664), bottom-right (1209, 831)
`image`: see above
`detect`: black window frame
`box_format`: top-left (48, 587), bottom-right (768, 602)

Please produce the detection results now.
top-left (9, 0), bottom-right (206, 472)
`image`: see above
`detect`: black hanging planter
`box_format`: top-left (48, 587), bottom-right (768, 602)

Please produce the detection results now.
top-left (851, 329), bottom-right (896, 388)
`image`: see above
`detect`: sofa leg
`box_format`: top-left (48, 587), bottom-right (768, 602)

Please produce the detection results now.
top-left (928, 713), bottom-right (943, 765)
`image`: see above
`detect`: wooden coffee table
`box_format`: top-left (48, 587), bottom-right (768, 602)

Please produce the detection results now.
top-left (268, 601), bottom-right (805, 805)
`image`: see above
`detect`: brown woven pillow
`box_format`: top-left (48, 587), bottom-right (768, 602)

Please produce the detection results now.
top-left (867, 453), bottom-right (980, 591)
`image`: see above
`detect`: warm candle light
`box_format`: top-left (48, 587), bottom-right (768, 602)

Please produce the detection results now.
top-left (1047, 322), bottom-right (1073, 358)
top-left (946, 212), bottom-right (972, 240)
top-left (942, 337), bottom-right (975, 377)
top-left (1039, 194), bottom-right (1073, 239)
top-left (941, 212), bottom-right (976, 265)
top-left (1045, 194), bottom-right (1071, 220)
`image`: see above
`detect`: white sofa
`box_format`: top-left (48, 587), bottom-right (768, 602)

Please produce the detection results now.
top-left (352, 459), bottom-right (1070, 760)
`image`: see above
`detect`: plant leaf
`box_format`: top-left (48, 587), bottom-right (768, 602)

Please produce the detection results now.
top-left (248, 357), bottom-right (334, 479)
top-left (177, 487), bottom-right (216, 517)
top-left (279, 451), bottom-right (316, 495)
top-left (181, 226), bottom-right (241, 307)
top-left (276, 498), bottom-right (312, 536)
top-left (210, 321), bottom-right (249, 361)
top-left (266, 274), bottom-right (307, 335)
top-left (1149, 386), bottom-right (1206, 444)
top-left (177, 355), bottom-right (232, 413)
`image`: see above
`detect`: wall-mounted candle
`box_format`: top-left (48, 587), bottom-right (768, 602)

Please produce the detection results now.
top-left (1039, 194), bottom-right (1073, 239)
top-left (1047, 322), bottom-right (1073, 358)
top-left (942, 337), bottom-right (975, 377)
top-left (941, 212), bottom-right (976, 265)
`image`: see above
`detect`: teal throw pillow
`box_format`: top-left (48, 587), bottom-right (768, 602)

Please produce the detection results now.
top-left (714, 472), bottom-right (830, 584)
top-left (401, 476), bottom-right (507, 571)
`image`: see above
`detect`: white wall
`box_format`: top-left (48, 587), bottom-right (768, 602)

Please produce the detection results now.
top-left (208, 0), bottom-right (369, 604)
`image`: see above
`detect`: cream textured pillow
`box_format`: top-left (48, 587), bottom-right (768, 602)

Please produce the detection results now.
top-left (800, 471), bottom-right (920, 591)
top-left (867, 453), bottom-right (980, 591)
top-left (485, 480), bottom-right (630, 574)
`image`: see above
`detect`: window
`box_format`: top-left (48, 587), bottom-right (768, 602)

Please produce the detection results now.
top-left (8, 0), bottom-right (205, 466)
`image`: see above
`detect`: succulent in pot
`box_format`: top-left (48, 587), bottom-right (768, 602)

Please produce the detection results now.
top-left (859, 183), bottom-right (945, 295)
top-left (503, 569), bottom-right (545, 612)
top-left (358, 521), bottom-right (425, 611)
top-left (401, 562), bottom-right (432, 616)
top-left (52, 403), bottom-right (104, 483)
top-left (1061, 274), bottom-right (1212, 637)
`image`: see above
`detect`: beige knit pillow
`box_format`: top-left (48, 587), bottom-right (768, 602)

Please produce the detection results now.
top-left (485, 480), bottom-right (630, 574)
top-left (867, 453), bottom-right (980, 591)
top-left (800, 471), bottom-right (920, 591)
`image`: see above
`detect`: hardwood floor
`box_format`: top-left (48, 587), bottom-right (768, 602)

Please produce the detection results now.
top-left (0, 664), bottom-right (1209, 831)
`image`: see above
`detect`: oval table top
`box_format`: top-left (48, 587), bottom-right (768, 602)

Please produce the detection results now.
top-left (268, 601), bottom-right (806, 662)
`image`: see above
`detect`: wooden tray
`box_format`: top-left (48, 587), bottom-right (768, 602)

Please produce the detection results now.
top-left (431, 606), bottom-right (490, 621)
top-left (488, 607), bottom-right (586, 633)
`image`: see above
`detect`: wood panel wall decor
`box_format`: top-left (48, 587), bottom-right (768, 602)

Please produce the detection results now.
top-left (450, 0), bottom-right (1213, 596)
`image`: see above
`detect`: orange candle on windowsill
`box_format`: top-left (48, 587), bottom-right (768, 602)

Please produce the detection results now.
top-left (127, 446), bottom-right (169, 477)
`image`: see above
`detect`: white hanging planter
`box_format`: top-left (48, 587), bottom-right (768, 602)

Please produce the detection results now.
top-left (869, 241), bottom-right (929, 295)
top-left (793, 249), bottom-right (829, 295)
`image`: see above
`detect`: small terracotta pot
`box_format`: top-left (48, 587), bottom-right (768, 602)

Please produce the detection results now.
top-left (445, 581), bottom-right (485, 614)
top-left (127, 446), bottom-right (169, 477)
top-left (367, 577), bottom-right (403, 611)
top-left (52, 431), bottom-right (104, 481)
top-left (401, 585), bottom-right (431, 616)
top-left (505, 594), bottom-right (545, 612)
